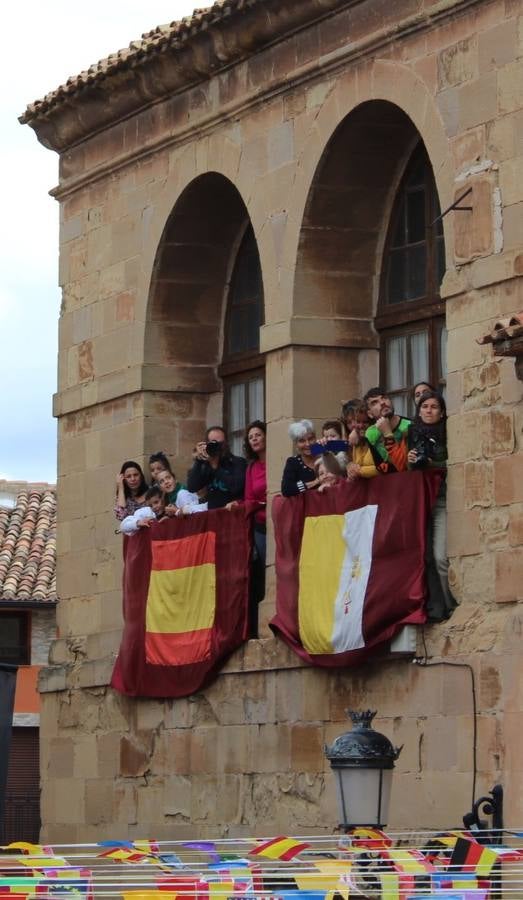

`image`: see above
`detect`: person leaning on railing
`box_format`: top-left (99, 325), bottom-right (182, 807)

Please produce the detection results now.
top-left (407, 389), bottom-right (457, 623)
top-left (281, 420), bottom-right (321, 496)
top-left (114, 460), bottom-right (149, 521)
top-left (345, 403), bottom-right (378, 480)
top-left (363, 386), bottom-right (411, 474)
top-left (187, 426), bottom-right (247, 509)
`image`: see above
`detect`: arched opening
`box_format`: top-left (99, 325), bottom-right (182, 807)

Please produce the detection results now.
top-left (293, 100), bottom-right (446, 411)
top-left (146, 173), bottom-right (264, 458)
top-left (220, 223), bottom-right (265, 455)
top-left (378, 145), bottom-right (446, 417)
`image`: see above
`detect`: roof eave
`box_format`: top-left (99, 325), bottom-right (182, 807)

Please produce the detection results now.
top-left (0, 599), bottom-right (58, 610)
top-left (20, 0), bottom-right (352, 153)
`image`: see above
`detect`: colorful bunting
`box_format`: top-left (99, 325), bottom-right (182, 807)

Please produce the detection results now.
top-left (250, 837), bottom-right (311, 861)
top-left (448, 838), bottom-right (498, 876)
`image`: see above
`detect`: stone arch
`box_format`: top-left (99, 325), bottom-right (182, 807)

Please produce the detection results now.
top-left (287, 59), bottom-right (454, 322)
top-left (293, 100), bottom-right (438, 321)
top-left (143, 172), bottom-right (263, 459)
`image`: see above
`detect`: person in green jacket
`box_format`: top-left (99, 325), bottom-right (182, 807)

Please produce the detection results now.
top-left (363, 386), bottom-right (411, 473)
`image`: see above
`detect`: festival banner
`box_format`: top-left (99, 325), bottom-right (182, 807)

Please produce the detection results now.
top-left (111, 508), bottom-right (251, 698)
top-left (270, 471), bottom-right (442, 667)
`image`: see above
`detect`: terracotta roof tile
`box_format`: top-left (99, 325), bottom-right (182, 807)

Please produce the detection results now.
top-left (477, 313), bottom-right (523, 345)
top-left (20, 0), bottom-right (240, 124)
top-left (0, 484), bottom-right (57, 603)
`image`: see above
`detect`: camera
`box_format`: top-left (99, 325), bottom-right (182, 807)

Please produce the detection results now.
top-left (410, 433), bottom-right (437, 469)
top-left (206, 440), bottom-right (223, 457)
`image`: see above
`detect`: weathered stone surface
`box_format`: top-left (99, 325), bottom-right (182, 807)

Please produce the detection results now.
top-left (33, 0), bottom-right (523, 841)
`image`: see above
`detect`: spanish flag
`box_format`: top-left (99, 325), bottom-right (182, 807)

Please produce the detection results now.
top-left (271, 471), bottom-right (442, 667)
top-left (249, 836), bottom-right (310, 861)
top-left (111, 508), bottom-right (250, 698)
top-left (146, 532), bottom-right (216, 666)
top-left (344, 827), bottom-right (393, 849)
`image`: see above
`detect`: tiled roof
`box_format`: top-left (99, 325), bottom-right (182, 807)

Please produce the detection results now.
top-left (0, 484), bottom-right (57, 603)
top-left (477, 313), bottom-right (523, 345)
top-left (20, 0), bottom-right (239, 124)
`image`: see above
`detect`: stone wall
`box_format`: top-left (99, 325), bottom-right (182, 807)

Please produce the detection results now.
top-left (30, 0), bottom-right (523, 837)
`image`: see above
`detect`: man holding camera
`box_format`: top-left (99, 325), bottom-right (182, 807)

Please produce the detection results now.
top-left (187, 426), bottom-right (247, 509)
top-left (363, 387), bottom-right (411, 474)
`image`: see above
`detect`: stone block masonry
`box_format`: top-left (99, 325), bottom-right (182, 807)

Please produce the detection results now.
top-left (23, 0), bottom-right (523, 837)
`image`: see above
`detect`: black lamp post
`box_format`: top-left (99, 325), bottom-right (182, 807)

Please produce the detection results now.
top-left (324, 709), bottom-right (402, 829)
top-left (463, 784), bottom-right (504, 844)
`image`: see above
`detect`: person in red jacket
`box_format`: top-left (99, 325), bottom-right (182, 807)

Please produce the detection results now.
top-left (227, 420), bottom-right (267, 636)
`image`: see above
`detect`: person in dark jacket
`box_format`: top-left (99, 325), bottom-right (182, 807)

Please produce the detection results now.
top-left (281, 419), bottom-right (320, 496)
top-left (407, 389), bottom-right (457, 623)
top-left (187, 426), bottom-right (247, 509)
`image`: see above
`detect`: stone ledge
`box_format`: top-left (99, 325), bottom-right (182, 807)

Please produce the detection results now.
top-left (260, 316), bottom-right (378, 353)
top-left (38, 638), bottom-right (307, 693)
top-left (53, 364), bottom-right (220, 417)
top-left (38, 665), bottom-right (68, 693)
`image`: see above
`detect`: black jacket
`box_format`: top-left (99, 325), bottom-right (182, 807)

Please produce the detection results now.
top-left (187, 453), bottom-right (247, 509)
top-left (281, 455), bottom-right (317, 497)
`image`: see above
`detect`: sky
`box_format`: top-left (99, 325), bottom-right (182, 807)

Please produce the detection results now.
top-left (1, 0), bottom-right (196, 483)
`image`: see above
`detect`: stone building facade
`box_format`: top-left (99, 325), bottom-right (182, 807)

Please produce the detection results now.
top-left (0, 481), bottom-right (57, 841)
top-left (22, 0), bottom-right (523, 840)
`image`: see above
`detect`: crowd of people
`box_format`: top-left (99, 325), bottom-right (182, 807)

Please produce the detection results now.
top-left (114, 382), bottom-right (456, 628)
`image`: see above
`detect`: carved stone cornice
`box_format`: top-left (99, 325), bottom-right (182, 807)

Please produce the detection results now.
top-left (19, 0), bottom-right (355, 152)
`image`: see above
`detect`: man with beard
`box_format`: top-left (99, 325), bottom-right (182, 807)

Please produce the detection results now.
top-left (363, 387), bottom-right (411, 474)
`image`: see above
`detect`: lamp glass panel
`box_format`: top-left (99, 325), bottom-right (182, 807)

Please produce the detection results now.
top-left (336, 767), bottom-right (392, 827)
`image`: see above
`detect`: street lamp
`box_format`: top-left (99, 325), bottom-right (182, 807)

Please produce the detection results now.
top-left (324, 709), bottom-right (402, 829)
top-left (463, 784), bottom-right (504, 844)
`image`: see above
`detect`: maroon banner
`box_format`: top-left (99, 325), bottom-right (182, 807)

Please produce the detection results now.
top-left (270, 470), bottom-right (442, 667)
top-left (111, 507), bottom-right (251, 698)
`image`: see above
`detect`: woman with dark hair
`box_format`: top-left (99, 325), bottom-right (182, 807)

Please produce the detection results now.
top-left (243, 420), bottom-right (267, 560)
top-left (412, 381), bottom-right (435, 407)
top-left (227, 420), bottom-right (267, 636)
top-left (114, 461), bottom-right (149, 521)
top-left (149, 451), bottom-right (173, 483)
top-left (407, 390), bottom-right (456, 622)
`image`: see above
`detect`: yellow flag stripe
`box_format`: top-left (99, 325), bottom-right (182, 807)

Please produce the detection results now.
top-left (298, 515), bottom-right (346, 654)
top-left (146, 563), bottom-right (216, 634)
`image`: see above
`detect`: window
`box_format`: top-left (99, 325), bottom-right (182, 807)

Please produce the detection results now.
top-left (0, 612), bottom-right (30, 665)
top-left (220, 224), bottom-right (265, 454)
top-left (377, 146), bottom-right (446, 418)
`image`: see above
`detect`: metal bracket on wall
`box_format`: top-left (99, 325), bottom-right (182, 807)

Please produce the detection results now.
top-left (429, 186), bottom-right (473, 227)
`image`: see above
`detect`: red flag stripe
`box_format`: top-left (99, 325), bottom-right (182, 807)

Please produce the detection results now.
top-left (145, 628), bottom-right (213, 666)
top-left (152, 532), bottom-right (215, 571)
top-left (278, 844), bottom-right (310, 861)
top-left (250, 837), bottom-right (310, 860)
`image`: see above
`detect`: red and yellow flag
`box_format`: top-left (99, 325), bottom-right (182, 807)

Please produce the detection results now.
top-left (271, 471), bottom-right (442, 668)
top-left (111, 508), bottom-right (250, 698)
top-left (146, 532), bottom-right (216, 666)
top-left (250, 836), bottom-right (310, 861)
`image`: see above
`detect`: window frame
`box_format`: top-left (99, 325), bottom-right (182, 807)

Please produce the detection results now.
top-left (377, 145), bottom-right (447, 411)
top-left (219, 221), bottom-right (265, 442)
top-left (223, 368), bottom-right (266, 456)
top-left (0, 611), bottom-right (30, 666)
